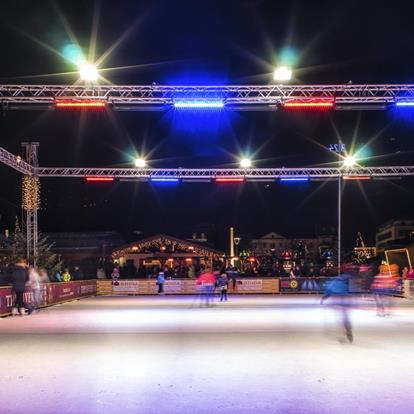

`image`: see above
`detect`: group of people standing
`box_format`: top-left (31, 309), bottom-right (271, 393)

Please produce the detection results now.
top-left (196, 269), bottom-right (231, 306)
top-left (11, 257), bottom-right (50, 316)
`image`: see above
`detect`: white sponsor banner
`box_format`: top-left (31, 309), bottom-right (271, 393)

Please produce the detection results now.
top-left (164, 280), bottom-right (182, 293)
top-left (237, 279), bottom-right (263, 291)
top-left (113, 280), bottom-right (139, 293)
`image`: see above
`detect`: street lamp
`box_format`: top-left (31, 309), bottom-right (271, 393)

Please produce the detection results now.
top-left (234, 236), bottom-right (241, 258)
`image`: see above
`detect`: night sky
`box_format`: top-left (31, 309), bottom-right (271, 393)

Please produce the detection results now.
top-left (1, 0), bottom-right (414, 250)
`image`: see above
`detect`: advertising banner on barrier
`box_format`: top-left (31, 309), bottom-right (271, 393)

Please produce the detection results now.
top-left (164, 280), bottom-right (183, 294)
top-left (0, 286), bottom-right (14, 315)
top-left (0, 280), bottom-right (97, 315)
top-left (113, 280), bottom-right (140, 294)
top-left (280, 278), bottom-right (300, 292)
top-left (237, 279), bottom-right (263, 292)
top-left (51, 284), bottom-right (77, 302)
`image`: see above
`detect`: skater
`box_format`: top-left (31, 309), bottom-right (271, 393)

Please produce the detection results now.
top-left (11, 257), bottom-right (29, 316)
top-left (321, 270), bottom-right (353, 343)
top-left (217, 273), bottom-right (229, 302)
top-left (371, 261), bottom-right (399, 317)
top-left (196, 269), bottom-right (216, 306)
top-left (156, 271), bottom-right (165, 295)
top-left (27, 266), bottom-right (41, 314)
top-left (111, 266), bottom-right (120, 286)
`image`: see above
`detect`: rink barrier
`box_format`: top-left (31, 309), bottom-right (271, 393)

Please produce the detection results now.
top-left (97, 278), bottom-right (280, 295)
top-left (0, 280), bottom-right (97, 316)
top-left (98, 276), bottom-right (370, 296)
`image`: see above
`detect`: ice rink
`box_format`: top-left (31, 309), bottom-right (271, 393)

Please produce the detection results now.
top-left (1, 294), bottom-right (414, 414)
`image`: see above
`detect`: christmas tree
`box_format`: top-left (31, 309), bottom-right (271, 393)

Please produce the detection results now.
top-left (0, 216), bottom-right (62, 275)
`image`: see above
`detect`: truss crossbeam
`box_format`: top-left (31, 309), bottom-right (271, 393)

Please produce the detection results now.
top-left (1, 84), bottom-right (414, 108)
top-left (0, 146), bottom-right (34, 174)
top-left (36, 166), bottom-right (414, 179)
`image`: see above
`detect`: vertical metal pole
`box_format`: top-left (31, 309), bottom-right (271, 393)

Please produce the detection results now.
top-left (338, 175), bottom-right (342, 275)
top-left (230, 227), bottom-right (235, 266)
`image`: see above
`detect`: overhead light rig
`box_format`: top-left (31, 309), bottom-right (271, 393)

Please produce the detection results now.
top-left (1, 83), bottom-right (414, 111)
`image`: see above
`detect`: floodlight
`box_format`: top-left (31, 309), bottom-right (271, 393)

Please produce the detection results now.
top-left (79, 63), bottom-right (98, 82)
top-left (134, 158), bottom-right (146, 168)
top-left (343, 155), bottom-right (357, 167)
top-left (240, 158), bottom-right (252, 168)
top-left (273, 66), bottom-right (292, 82)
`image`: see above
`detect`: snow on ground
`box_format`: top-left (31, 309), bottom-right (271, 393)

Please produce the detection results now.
top-left (1, 295), bottom-right (414, 414)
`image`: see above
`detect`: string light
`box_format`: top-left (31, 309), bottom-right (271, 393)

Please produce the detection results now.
top-left (22, 176), bottom-right (40, 210)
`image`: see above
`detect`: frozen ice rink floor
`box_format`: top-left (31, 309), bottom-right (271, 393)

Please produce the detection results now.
top-left (1, 294), bottom-right (414, 414)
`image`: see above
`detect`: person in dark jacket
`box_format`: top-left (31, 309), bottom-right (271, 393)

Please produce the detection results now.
top-left (11, 257), bottom-right (28, 316)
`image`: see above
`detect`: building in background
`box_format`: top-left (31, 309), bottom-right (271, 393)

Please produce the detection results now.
top-left (45, 231), bottom-right (125, 276)
top-left (250, 232), bottom-right (335, 259)
top-left (376, 219), bottom-right (414, 252)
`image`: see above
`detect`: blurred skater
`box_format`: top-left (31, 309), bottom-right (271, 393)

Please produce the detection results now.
top-left (11, 257), bottom-right (29, 316)
top-left (27, 266), bottom-right (41, 314)
top-left (156, 270), bottom-right (165, 295)
top-left (321, 270), bottom-right (353, 343)
top-left (371, 261), bottom-right (399, 317)
top-left (196, 269), bottom-right (216, 306)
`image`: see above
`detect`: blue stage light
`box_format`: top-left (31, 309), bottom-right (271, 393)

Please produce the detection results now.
top-left (280, 176), bottom-right (310, 182)
top-left (173, 100), bottom-right (224, 109)
top-left (150, 178), bottom-right (180, 182)
top-left (396, 101), bottom-right (414, 107)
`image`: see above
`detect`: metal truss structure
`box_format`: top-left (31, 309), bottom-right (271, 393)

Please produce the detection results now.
top-left (1, 84), bottom-right (414, 110)
top-left (2, 143), bottom-right (414, 268)
top-left (0, 146), bottom-right (33, 174)
top-left (22, 143), bottom-right (39, 266)
top-left (36, 165), bottom-right (414, 179)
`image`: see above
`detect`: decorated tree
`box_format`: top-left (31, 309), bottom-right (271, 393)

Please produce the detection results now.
top-left (0, 217), bottom-right (62, 275)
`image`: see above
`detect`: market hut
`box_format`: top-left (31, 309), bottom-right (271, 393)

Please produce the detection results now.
top-left (112, 234), bottom-right (225, 276)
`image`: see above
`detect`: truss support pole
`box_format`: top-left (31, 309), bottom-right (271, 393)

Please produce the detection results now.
top-left (337, 175), bottom-right (342, 275)
top-left (22, 142), bottom-right (40, 266)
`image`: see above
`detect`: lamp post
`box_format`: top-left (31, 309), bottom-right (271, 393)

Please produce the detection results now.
top-left (234, 237), bottom-right (241, 258)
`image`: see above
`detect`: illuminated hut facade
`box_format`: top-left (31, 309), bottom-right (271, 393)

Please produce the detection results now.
top-left (112, 234), bottom-right (224, 272)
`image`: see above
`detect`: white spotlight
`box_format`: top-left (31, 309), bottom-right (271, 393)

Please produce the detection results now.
top-left (79, 63), bottom-right (98, 82)
top-left (273, 66), bottom-right (292, 82)
top-left (343, 155), bottom-right (357, 167)
top-left (240, 158), bottom-right (252, 168)
top-left (135, 158), bottom-right (147, 168)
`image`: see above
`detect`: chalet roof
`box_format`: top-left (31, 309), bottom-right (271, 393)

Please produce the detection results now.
top-left (259, 232), bottom-right (286, 240)
top-left (113, 233), bottom-right (224, 257)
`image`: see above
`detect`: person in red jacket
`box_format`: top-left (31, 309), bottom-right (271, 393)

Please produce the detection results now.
top-left (371, 262), bottom-right (399, 317)
top-left (196, 269), bottom-right (216, 307)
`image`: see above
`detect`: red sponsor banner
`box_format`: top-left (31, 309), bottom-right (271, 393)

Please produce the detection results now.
top-left (0, 286), bottom-right (14, 315)
top-left (0, 280), bottom-right (97, 315)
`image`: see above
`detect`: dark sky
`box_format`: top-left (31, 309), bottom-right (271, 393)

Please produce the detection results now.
top-left (1, 0), bottom-right (414, 250)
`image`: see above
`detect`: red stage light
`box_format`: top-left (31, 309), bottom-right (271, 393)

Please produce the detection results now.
top-left (343, 176), bottom-right (371, 181)
top-left (215, 177), bottom-right (245, 183)
top-left (55, 100), bottom-right (106, 109)
top-left (85, 176), bottom-right (115, 182)
top-left (283, 100), bottom-right (334, 109)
